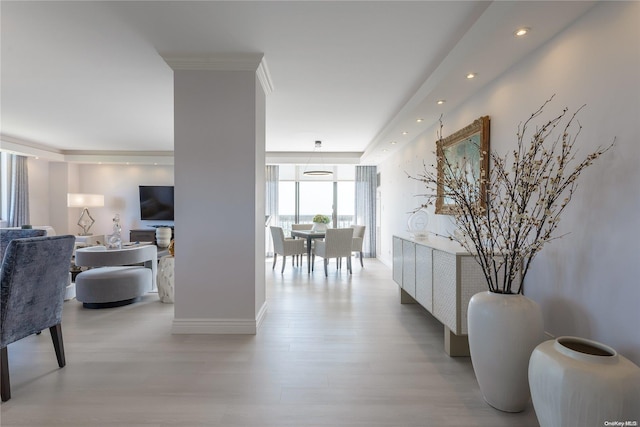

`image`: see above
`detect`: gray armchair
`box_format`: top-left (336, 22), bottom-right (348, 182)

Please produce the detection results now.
top-left (0, 235), bottom-right (76, 401)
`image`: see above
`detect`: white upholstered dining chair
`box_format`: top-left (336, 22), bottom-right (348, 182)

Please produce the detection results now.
top-left (270, 226), bottom-right (306, 273)
top-left (350, 225), bottom-right (366, 268)
top-left (312, 228), bottom-right (354, 276)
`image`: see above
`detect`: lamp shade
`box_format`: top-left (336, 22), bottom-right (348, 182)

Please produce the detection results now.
top-left (67, 193), bottom-right (104, 208)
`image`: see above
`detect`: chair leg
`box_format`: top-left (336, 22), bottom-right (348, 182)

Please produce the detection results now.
top-left (348, 256), bottom-right (352, 274)
top-left (281, 256), bottom-right (287, 274)
top-left (272, 253), bottom-right (277, 270)
top-left (1, 346), bottom-right (10, 402)
top-left (312, 254), bottom-right (315, 271)
top-left (50, 323), bottom-right (66, 368)
top-left (360, 251), bottom-right (364, 267)
top-left (324, 258), bottom-right (328, 277)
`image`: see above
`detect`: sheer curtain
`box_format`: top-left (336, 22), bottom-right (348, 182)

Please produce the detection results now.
top-left (8, 155), bottom-right (30, 227)
top-left (265, 165), bottom-right (279, 256)
top-left (355, 165), bottom-right (376, 258)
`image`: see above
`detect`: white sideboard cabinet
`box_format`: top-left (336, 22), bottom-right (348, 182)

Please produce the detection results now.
top-left (392, 235), bottom-right (487, 356)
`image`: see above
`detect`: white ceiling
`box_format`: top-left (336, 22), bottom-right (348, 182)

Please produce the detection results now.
top-left (1, 1), bottom-right (595, 163)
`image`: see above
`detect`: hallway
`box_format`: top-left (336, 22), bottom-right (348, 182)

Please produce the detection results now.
top-left (0, 258), bottom-right (539, 426)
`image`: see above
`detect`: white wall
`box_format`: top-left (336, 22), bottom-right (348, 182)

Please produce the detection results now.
top-left (25, 159), bottom-right (173, 237)
top-left (76, 164), bottom-right (174, 239)
top-left (27, 157), bottom-right (50, 226)
top-left (379, 2), bottom-right (640, 364)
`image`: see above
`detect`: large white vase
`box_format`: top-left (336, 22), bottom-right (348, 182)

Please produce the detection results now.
top-left (467, 291), bottom-right (544, 412)
top-left (529, 336), bottom-right (640, 427)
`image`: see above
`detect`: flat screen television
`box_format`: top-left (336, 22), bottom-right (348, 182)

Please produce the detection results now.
top-left (139, 185), bottom-right (174, 221)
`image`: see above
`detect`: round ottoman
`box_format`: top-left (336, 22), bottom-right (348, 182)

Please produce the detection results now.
top-left (75, 266), bottom-right (152, 308)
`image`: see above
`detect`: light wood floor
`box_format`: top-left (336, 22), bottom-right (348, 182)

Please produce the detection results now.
top-left (0, 258), bottom-right (539, 426)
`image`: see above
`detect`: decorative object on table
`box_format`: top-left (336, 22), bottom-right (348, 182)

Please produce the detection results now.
top-left (168, 239), bottom-right (175, 256)
top-left (20, 224), bottom-right (33, 229)
top-left (155, 227), bottom-right (172, 248)
top-left (312, 214), bottom-right (331, 232)
top-left (67, 193), bottom-right (104, 236)
top-left (157, 255), bottom-right (175, 303)
top-left (107, 214), bottom-right (122, 249)
top-left (529, 336), bottom-right (640, 427)
top-left (302, 140), bottom-right (333, 176)
top-left (408, 96), bottom-right (613, 412)
top-left (407, 208), bottom-right (429, 239)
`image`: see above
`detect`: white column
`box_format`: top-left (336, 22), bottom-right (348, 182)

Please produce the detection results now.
top-left (164, 55), bottom-right (272, 334)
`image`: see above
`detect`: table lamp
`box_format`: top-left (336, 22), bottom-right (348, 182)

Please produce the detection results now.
top-left (67, 193), bottom-right (104, 235)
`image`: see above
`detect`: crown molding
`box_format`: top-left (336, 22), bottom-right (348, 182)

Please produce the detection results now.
top-left (256, 57), bottom-right (274, 96)
top-left (0, 135), bottom-right (65, 161)
top-left (63, 151), bottom-right (174, 165)
top-left (162, 53), bottom-right (273, 96)
top-left (162, 53), bottom-right (263, 71)
top-left (266, 151), bottom-right (363, 165)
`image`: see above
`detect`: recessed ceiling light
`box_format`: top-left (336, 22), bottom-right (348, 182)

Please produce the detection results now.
top-left (402, 131), bottom-right (409, 135)
top-left (437, 99), bottom-right (446, 105)
top-left (390, 141), bottom-right (397, 145)
top-left (154, 163), bottom-right (158, 166)
top-left (383, 149), bottom-right (388, 152)
top-left (466, 73), bottom-right (477, 79)
top-left (416, 118), bottom-right (424, 123)
top-left (126, 162), bottom-right (130, 165)
top-left (98, 162), bottom-right (102, 165)
top-left (514, 27), bottom-right (530, 37)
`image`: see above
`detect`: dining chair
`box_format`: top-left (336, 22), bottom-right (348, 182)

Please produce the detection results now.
top-left (291, 223), bottom-right (313, 231)
top-left (350, 225), bottom-right (366, 267)
top-left (291, 223), bottom-right (314, 251)
top-left (270, 226), bottom-right (306, 273)
top-left (312, 228), bottom-right (354, 276)
top-left (1, 234), bottom-right (76, 401)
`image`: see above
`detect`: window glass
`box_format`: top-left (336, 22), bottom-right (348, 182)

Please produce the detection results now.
top-left (278, 181), bottom-right (295, 234)
top-left (299, 181), bottom-right (333, 225)
top-left (337, 181), bottom-right (355, 228)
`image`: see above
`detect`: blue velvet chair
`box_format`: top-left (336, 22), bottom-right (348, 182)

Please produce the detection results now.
top-left (0, 229), bottom-right (46, 262)
top-left (0, 235), bottom-right (75, 401)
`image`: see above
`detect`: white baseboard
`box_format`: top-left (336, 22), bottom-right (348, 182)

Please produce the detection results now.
top-left (256, 301), bottom-right (268, 331)
top-left (172, 301), bottom-right (268, 335)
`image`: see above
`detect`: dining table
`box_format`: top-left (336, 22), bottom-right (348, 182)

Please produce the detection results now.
top-left (289, 229), bottom-right (326, 273)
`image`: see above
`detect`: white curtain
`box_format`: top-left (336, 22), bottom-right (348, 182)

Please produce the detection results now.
top-left (8, 155), bottom-right (30, 227)
top-left (265, 165), bottom-right (279, 256)
top-left (355, 165), bottom-right (376, 258)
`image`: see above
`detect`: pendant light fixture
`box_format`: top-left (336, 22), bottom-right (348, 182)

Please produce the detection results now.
top-left (303, 140), bottom-right (333, 176)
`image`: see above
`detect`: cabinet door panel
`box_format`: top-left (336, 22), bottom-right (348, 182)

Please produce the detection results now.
top-left (402, 240), bottom-right (416, 297)
top-left (433, 250), bottom-right (458, 333)
top-left (392, 237), bottom-right (403, 286)
top-left (459, 256), bottom-right (488, 334)
top-left (415, 244), bottom-right (433, 311)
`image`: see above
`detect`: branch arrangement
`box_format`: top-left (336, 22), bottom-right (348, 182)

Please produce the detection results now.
top-left (410, 96), bottom-right (613, 294)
